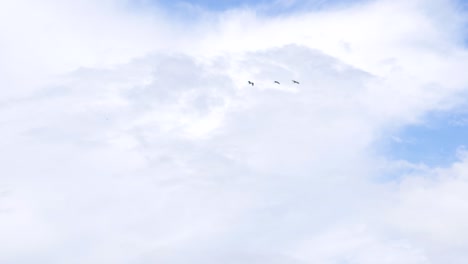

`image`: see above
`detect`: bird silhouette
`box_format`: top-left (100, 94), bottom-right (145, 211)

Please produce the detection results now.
top-left (292, 80), bottom-right (300, 84)
top-left (274, 81), bottom-right (280, 84)
top-left (248, 81), bottom-right (254, 86)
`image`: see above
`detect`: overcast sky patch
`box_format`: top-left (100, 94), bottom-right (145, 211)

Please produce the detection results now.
top-left (1, 0), bottom-right (468, 263)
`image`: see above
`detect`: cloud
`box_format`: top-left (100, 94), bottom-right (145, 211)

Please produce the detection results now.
top-left (1, 0), bottom-right (468, 263)
top-left (0, 0), bottom-right (183, 98)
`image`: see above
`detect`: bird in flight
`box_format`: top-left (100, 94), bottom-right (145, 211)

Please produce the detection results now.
top-left (274, 81), bottom-right (280, 84)
top-left (292, 80), bottom-right (300, 84)
top-left (248, 81), bottom-right (254, 86)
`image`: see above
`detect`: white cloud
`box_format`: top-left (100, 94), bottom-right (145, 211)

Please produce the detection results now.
top-left (0, 0), bottom-right (182, 98)
top-left (1, 0), bottom-right (468, 263)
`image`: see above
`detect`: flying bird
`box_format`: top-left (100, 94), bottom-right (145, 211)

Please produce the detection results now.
top-left (292, 80), bottom-right (300, 84)
top-left (274, 81), bottom-right (280, 84)
top-left (248, 81), bottom-right (254, 86)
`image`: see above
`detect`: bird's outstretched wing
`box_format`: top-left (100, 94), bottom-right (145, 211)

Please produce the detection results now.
top-left (274, 81), bottom-right (280, 84)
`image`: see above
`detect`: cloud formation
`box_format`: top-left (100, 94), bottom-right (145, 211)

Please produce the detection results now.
top-left (1, 0), bottom-right (468, 263)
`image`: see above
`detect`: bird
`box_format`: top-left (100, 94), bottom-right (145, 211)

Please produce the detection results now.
top-left (248, 81), bottom-right (254, 86)
top-left (292, 80), bottom-right (300, 84)
top-left (274, 81), bottom-right (280, 84)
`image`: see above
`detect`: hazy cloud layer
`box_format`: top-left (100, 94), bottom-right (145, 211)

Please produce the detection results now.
top-left (1, 0), bottom-right (468, 263)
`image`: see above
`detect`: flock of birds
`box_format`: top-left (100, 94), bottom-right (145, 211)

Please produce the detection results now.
top-left (248, 80), bottom-right (300, 86)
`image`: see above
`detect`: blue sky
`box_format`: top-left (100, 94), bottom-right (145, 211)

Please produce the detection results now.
top-left (147, 0), bottom-right (468, 15)
top-left (140, 0), bottom-right (368, 13)
top-left (385, 109), bottom-right (468, 167)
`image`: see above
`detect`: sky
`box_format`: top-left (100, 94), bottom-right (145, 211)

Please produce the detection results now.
top-left (1, 0), bottom-right (468, 263)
